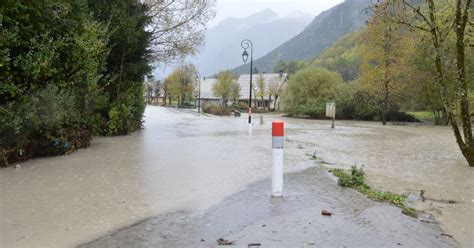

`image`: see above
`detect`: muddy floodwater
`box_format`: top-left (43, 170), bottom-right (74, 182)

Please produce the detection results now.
top-left (1, 106), bottom-right (473, 247)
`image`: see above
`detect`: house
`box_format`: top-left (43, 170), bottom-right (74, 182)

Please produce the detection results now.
top-left (199, 78), bottom-right (221, 106)
top-left (198, 72), bottom-right (288, 110)
top-left (236, 72), bottom-right (288, 110)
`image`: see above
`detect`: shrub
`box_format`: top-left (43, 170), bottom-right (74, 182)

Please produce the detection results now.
top-left (202, 104), bottom-right (232, 116)
top-left (328, 165), bottom-right (417, 217)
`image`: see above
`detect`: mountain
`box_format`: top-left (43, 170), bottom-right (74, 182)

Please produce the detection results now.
top-left (189, 9), bottom-right (313, 77)
top-left (231, 0), bottom-right (370, 75)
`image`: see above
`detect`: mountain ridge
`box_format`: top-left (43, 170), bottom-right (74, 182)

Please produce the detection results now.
top-left (231, 0), bottom-right (370, 75)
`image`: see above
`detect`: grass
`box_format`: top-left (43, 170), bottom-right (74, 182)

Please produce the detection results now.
top-left (406, 111), bottom-right (436, 123)
top-left (328, 166), bottom-right (417, 218)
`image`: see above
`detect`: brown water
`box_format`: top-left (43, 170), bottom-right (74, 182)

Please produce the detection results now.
top-left (0, 106), bottom-right (472, 247)
top-left (0, 107), bottom-right (311, 247)
top-left (284, 118), bottom-right (474, 247)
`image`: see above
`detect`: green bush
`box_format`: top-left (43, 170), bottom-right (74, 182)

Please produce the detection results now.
top-left (202, 104), bottom-right (232, 116)
top-left (328, 166), bottom-right (417, 217)
top-left (283, 67), bottom-right (343, 117)
top-left (0, 85), bottom-right (92, 166)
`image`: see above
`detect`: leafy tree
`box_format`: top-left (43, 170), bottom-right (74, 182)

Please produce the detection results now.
top-left (165, 64), bottom-right (197, 106)
top-left (230, 81), bottom-right (241, 105)
top-left (268, 81), bottom-right (283, 111)
top-left (145, 0), bottom-right (216, 63)
top-left (256, 74), bottom-right (266, 104)
top-left (0, 0), bottom-right (216, 165)
top-left (212, 70), bottom-right (235, 107)
top-left (0, 0), bottom-right (109, 165)
top-left (389, 0), bottom-right (473, 166)
top-left (358, 2), bottom-right (411, 125)
top-left (283, 67), bottom-right (343, 118)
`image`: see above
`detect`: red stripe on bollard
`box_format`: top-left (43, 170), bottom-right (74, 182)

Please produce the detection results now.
top-left (272, 121), bottom-right (284, 137)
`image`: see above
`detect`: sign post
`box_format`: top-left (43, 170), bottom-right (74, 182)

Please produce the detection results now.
top-left (272, 120), bottom-right (284, 197)
top-left (326, 102), bottom-right (336, 129)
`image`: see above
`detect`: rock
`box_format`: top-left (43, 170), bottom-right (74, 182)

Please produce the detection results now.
top-left (406, 190), bottom-right (425, 203)
top-left (321, 210), bottom-right (333, 216)
top-left (217, 238), bottom-right (234, 245)
top-left (15, 164), bottom-right (21, 169)
top-left (248, 243), bottom-right (261, 247)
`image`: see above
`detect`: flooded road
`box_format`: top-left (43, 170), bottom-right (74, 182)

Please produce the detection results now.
top-left (0, 107), bottom-right (312, 247)
top-left (80, 167), bottom-right (455, 248)
top-left (1, 106), bottom-right (472, 247)
top-left (284, 118), bottom-right (474, 247)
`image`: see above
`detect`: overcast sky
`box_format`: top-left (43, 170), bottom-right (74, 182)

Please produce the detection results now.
top-left (210, 0), bottom-right (344, 27)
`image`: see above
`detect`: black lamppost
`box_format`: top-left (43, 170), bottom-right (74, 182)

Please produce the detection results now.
top-left (196, 76), bottom-right (201, 113)
top-left (241, 39), bottom-right (253, 124)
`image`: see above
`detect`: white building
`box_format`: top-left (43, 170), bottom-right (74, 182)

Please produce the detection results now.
top-left (198, 72), bottom-right (288, 110)
top-left (236, 72), bottom-right (288, 110)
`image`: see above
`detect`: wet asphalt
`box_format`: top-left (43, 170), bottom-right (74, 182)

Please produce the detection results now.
top-left (79, 166), bottom-right (457, 248)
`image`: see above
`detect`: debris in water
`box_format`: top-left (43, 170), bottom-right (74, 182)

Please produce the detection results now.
top-left (217, 238), bottom-right (234, 245)
top-left (261, 224), bottom-right (266, 227)
top-left (248, 243), bottom-right (261, 247)
top-left (321, 210), bottom-right (333, 216)
top-left (441, 233), bottom-right (453, 238)
top-left (200, 238), bottom-right (205, 242)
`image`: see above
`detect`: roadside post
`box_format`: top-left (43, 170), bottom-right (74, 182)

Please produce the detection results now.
top-left (326, 102), bottom-right (336, 129)
top-left (272, 120), bottom-right (284, 197)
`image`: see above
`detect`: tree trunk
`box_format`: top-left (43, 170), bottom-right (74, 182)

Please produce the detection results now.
top-left (455, 0), bottom-right (473, 137)
top-left (382, 20), bottom-right (392, 125)
top-left (273, 95), bottom-right (279, 111)
top-left (426, 0), bottom-right (473, 166)
top-left (268, 94), bottom-right (272, 111)
top-left (454, 0), bottom-right (473, 166)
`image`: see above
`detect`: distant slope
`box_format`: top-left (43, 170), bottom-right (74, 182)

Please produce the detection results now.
top-left (189, 9), bottom-right (313, 77)
top-left (231, 0), bottom-right (369, 75)
top-left (312, 29), bottom-right (363, 82)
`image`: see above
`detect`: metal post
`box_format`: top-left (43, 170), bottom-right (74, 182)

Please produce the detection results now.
top-left (272, 120), bottom-right (284, 197)
top-left (198, 77), bottom-right (201, 113)
top-left (241, 39), bottom-right (253, 131)
top-left (249, 54), bottom-right (253, 125)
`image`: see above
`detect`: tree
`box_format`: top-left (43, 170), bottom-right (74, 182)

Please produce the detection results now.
top-left (165, 64), bottom-right (197, 106)
top-left (283, 67), bottom-right (343, 118)
top-left (230, 82), bottom-right (241, 105)
top-left (212, 71), bottom-right (235, 107)
top-left (268, 81), bottom-right (283, 111)
top-left (144, 0), bottom-right (216, 63)
top-left (0, 0), bottom-right (110, 165)
top-left (390, 0), bottom-right (473, 166)
top-left (256, 74), bottom-right (266, 108)
top-left (358, 1), bottom-right (411, 125)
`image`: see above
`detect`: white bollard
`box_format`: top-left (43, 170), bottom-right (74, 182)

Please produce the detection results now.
top-left (272, 120), bottom-right (284, 197)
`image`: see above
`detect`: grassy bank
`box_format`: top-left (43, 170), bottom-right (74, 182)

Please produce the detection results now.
top-left (328, 166), bottom-right (417, 218)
